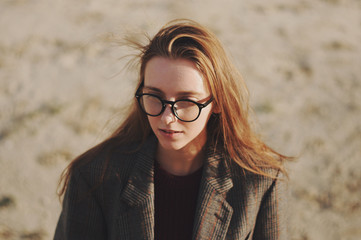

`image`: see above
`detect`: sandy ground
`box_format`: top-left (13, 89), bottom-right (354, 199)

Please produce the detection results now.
top-left (0, 0), bottom-right (360, 239)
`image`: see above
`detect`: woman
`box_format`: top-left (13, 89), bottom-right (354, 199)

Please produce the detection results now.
top-left (54, 19), bottom-right (289, 240)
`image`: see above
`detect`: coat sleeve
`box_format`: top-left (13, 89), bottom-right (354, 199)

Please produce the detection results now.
top-left (253, 171), bottom-right (288, 240)
top-left (54, 169), bottom-right (106, 240)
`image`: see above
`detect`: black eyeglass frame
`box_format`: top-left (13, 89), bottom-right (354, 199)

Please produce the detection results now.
top-left (135, 92), bottom-right (214, 122)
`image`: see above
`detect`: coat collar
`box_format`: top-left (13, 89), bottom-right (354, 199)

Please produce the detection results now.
top-left (121, 135), bottom-right (157, 207)
top-left (192, 144), bottom-right (234, 239)
top-left (120, 135), bottom-right (234, 240)
top-left (119, 136), bottom-right (157, 239)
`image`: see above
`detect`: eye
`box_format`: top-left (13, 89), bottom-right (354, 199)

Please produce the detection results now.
top-left (175, 100), bottom-right (196, 109)
top-left (177, 95), bottom-right (200, 102)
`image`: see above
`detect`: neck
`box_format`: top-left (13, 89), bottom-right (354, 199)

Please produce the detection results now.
top-left (156, 145), bottom-right (205, 176)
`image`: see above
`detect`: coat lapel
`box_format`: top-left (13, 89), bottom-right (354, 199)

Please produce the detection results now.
top-left (119, 136), bottom-right (157, 240)
top-left (118, 136), bottom-right (234, 239)
top-left (192, 148), bottom-right (234, 240)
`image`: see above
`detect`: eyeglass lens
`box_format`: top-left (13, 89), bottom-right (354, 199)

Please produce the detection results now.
top-left (140, 95), bottom-right (200, 121)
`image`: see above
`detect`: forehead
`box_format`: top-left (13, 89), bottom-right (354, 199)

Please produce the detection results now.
top-left (144, 57), bottom-right (210, 96)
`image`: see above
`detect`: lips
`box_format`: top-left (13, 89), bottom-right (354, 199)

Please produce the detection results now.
top-left (159, 129), bottom-right (182, 134)
top-left (158, 128), bottom-right (184, 138)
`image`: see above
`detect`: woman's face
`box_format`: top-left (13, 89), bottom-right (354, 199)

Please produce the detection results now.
top-left (143, 56), bottom-right (213, 154)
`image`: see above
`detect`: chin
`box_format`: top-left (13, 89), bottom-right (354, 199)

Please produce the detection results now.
top-left (158, 140), bottom-right (187, 151)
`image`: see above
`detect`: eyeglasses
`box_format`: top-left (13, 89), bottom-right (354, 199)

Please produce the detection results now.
top-left (135, 93), bottom-right (213, 122)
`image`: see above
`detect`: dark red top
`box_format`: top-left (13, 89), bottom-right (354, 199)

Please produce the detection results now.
top-left (154, 160), bottom-right (203, 240)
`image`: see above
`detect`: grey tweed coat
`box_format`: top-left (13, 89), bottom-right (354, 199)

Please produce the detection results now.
top-left (54, 135), bottom-right (288, 240)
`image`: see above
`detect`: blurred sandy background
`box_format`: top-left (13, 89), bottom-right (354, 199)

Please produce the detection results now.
top-left (0, 0), bottom-right (360, 239)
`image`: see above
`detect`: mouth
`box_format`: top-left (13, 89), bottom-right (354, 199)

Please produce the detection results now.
top-left (159, 129), bottom-right (183, 134)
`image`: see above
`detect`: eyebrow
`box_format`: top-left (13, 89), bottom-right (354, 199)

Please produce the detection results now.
top-left (143, 86), bottom-right (202, 97)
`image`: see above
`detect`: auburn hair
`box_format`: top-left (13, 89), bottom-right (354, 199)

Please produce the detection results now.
top-left (58, 19), bottom-right (289, 198)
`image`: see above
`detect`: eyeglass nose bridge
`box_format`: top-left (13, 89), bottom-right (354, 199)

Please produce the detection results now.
top-left (160, 99), bottom-right (178, 118)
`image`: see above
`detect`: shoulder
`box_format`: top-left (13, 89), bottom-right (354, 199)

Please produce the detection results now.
top-left (72, 135), bottom-right (157, 186)
top-left (228, 159), bottom-right (286, 195)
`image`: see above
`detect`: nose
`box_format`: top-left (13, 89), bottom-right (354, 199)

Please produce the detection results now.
top-left (160, 104), bottom-right (176, 124)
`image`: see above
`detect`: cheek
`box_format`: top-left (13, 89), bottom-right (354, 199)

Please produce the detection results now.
top-left (147, 116), bottom-right (158, 130)
top-left (187, 111), bottom-right (211, 133)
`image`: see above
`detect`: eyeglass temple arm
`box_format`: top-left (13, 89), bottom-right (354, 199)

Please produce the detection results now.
top-left (135, 81), bottom-right (144, 96)
top-left (201, 97), bottom-right (214, 107)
